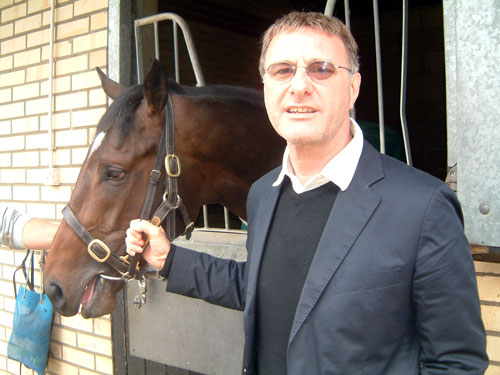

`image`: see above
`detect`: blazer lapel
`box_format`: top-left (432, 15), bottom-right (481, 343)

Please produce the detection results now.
top-left (289, 142), bottom-right (384, 343)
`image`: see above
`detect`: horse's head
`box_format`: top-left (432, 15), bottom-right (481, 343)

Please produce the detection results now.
top-left (43, 62), bottom-right (170, 318)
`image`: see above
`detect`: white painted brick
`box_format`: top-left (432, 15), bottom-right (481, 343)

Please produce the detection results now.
top-left (0, 120), bottom-right (11, 135)
top-left (88, 88), bottom-right (106, 107)
top-left (55, 54), bottom-right (89, 77)
top-left (26, 167), bottom-right (49, 184)
top-left (55, 91), bottom-right (88, 111)
top-left (60, 314), bottom-right (93, 333)
top-left (25, 97), bottom-right (49, 116)
top-left (0, 168), bottom-right (26, 183)
top-left (11, 116), bottom-right (39, 133)
top-left (91, 11), bottom-right (108, 31)
top-left (0, 55), bottom-right (13, 72)
top-left (26, 133), bottom-right (49, 150)
top-left (95, 355), bottom-right (113, 375)
top-left (71, 71), bottom-right (101, 91)
top-left (52, 326), bottom-right (77, 346)
top-left (27, 0), bottom-right (51, 14)
top-left (58, 166), bottom-right (80, 184)
top-left (0, 102), bottom-right (24, 120)
top-left (62, 346), bottom-right (95, 370)
top-left (14, 13), bottom-right (42, 34)
top-left (0, 153), bottom-right (11, 167)
top-left (41, 185), bottom-right (71, 202)
top-left (77, 332), bottom-right (112, 355)
top-left (40, 148), bottom-right (70, 166)
top-left (0, 88), bottom-right (11, 104)
top-left (26, 202), bottom-right (56, 219)
top-left (0, 35), bottom-right (26, 54)
top-left (0, 135), bottom-right (24, 151)
top-left (0, 249), bottom-right (15, 267)
top-left (71, 147), bottom-right (89, 164)
top-left (55, 128), bottom-right (88, 147)
top-left (57, 17), bottom-right (89, 40)
top-left (74, 0), bottom-right (108, 16)
top-left (0, 312), bottom-right (12, 329)
top-left (47, 358), bottom-right (79, 375)
top-left (72, 29), bottom-right (107, 54)
top-left (12, 82), bottom-right (40, 101)
top-left (1, 2), bottom-right (27, 23)
top-left (93, 317), bottom-right (111, 337)
top-left (0, 23), bottom-right (13, 41)
top-left (12, 151), bottom-right (40, 167)
top-left (13, 185), bottom-right (39, 201)
top-left (49, 342), bottom-right (63, 360)
top-left (72, 107), bottom-right (105, 127)
top-left (13, 48), bottom-right (41, 69)
top-left (40, 75), bottom-right (71, 95)
top-left (0, 186), bottom-right (11, 200)
top-left (26, 27), bottom-right (49, 48)
top-left (26, 62), bottom-right (48, 82)
top-left (0, 69), bottom-right (25, 88)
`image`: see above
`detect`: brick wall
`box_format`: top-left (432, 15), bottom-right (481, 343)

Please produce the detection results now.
top-left (0, 1), bottom-right (111, 374)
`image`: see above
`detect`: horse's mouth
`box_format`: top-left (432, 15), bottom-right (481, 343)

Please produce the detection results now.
top-left (81, 275), bottom-right (99, 310)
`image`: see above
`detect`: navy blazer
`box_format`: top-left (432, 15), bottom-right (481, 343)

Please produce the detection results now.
top-left (167, 141), bottom-right (488, 374)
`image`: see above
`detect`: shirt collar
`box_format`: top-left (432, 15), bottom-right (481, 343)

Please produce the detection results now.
top-left (272, 118), bottom-right (364, 194)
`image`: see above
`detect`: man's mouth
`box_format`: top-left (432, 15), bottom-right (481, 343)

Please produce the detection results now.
top-left (286, 107), bottom-right (316, 113)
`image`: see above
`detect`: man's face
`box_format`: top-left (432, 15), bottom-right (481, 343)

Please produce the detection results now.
top-left (262, 28), bottom-right (361, 152)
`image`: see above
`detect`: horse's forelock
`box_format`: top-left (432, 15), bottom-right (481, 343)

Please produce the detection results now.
top-left (97, 85), bottom-right (144, 139)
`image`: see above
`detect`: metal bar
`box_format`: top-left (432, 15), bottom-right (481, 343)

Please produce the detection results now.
top-left (154, 21), bottom-right (160, 59)
top-left (224, 207), bottom-right (230, 230)
top-left (134, 23), bottom-right (144, 83)
top-left (400, 0), bottom-right (413, 166)
top-left (344, 0), bottom-right (351, 29)
top-left (135, 13), bottom-right (205, 86)
top-left (203, 205), bottom-right (209, 229)
top-left (173, 23), bottom-right (180, 83)
top-left (324, 0), bottom-right (337, 16)
top-left (373, 0), bottom-right (386, 154)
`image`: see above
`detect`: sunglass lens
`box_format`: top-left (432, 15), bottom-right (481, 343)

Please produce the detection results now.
top-left (307, 61), bottom-right (335, 80)
top-left (268, 63), bottom-right (295, 81)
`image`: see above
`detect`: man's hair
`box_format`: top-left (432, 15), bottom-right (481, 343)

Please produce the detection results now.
top-left (259, 11), bottom-right (360, 77)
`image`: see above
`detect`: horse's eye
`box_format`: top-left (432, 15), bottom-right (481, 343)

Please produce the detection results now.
top-left (106, 167), bottom-right (126, 181)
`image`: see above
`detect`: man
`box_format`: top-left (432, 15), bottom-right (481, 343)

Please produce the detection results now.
top-left (126, 12), bottom-right (488, 374)
top-left (1, 204), bottom-right (59, 249)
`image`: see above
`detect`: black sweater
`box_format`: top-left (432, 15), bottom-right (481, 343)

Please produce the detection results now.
top-left (256, 178), bottom-right (339, 375)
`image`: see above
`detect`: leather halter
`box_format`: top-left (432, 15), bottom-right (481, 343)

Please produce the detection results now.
top-left (62, 96), bottom-right (194, 282)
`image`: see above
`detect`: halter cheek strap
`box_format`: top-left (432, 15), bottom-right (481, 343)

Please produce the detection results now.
top-left (62, 96), bottom-right (194, 282)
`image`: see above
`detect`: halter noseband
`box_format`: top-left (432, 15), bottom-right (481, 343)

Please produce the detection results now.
top-left (62, 96), bottom-right (194, 282)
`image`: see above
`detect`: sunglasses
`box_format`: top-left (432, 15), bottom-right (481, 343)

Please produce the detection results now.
top-left (265, 60), bottom-right (351, 82)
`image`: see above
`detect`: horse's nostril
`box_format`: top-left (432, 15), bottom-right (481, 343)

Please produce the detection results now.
top-left (45, 279), bottom-right (66, 309)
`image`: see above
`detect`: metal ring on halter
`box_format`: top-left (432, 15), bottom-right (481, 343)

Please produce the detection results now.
top-left (87, 239), bottom-right (111, 262)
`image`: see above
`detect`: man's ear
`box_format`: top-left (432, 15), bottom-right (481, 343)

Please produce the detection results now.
top-left (349, 72), bottom-right (361, 110)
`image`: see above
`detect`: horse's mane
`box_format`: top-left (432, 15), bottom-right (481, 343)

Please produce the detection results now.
top-left (96, 79), bottom-right (265, 138)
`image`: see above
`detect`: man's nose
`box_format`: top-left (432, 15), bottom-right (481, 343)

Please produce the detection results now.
top-left (288, 67), bottom-right (313, 97)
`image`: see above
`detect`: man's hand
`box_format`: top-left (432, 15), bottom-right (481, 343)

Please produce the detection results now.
top-left (125, 219), bottom-right (170, 270)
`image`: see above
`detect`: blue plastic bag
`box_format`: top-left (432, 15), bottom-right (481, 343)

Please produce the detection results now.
top-left (8, 250), bottom-right (54, 375)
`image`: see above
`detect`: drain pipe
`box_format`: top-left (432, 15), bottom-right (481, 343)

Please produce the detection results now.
top-left (45, 0), bottom-right (59, 186)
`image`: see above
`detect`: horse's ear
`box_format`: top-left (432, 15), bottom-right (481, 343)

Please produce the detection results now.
top-left (96, 67), bottom-right (126, 99)
top-left (142, 60), bottom-right (169, 114)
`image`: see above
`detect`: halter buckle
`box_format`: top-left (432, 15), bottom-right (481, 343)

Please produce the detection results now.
top-left (88, 239), bottom-right (111, 263)
top-left (165, 154), bottom-right (181, 178)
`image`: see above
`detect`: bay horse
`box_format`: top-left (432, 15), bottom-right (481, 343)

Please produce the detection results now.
top-left (43, 61), bottom-right (285, 318)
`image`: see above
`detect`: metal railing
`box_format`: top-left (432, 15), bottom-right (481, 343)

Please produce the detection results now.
top-left (324, 0), bottom-right (412, 165)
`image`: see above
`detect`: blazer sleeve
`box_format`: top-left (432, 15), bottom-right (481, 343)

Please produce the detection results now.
top-left (165, 245), bottom-right (247, 311)
top-left (413, 184), bottom-right (488, 374)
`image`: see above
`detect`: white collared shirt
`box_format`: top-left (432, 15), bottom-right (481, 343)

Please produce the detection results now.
top-left (272, 119), bottom-right (364, 194)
